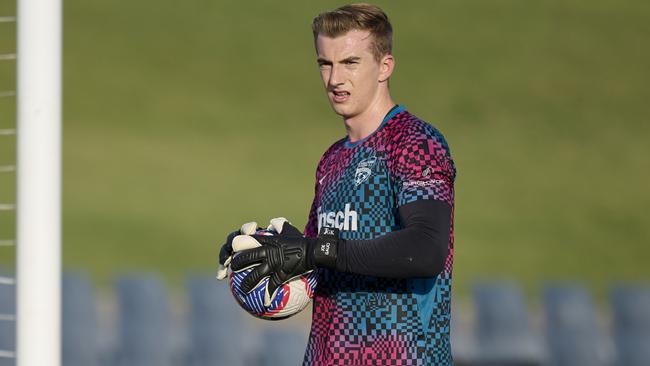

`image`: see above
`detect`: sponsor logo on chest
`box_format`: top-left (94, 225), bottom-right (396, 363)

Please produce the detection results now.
top-left (317, 203), bottom-right (358, 232)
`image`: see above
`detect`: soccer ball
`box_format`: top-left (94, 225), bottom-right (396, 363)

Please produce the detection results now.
top-left (228, 229), bottom-right (318, 320)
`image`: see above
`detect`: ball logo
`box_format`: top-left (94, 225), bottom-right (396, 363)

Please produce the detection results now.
top-left (355, 155), bottom-right (376, 186)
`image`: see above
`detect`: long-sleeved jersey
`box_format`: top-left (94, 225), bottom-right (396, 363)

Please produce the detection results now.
top-left (302, 106), bottom-right (457, 366)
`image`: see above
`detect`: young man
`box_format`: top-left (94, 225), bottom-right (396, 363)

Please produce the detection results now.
top-left (219, 4), bottom-right (456, 365)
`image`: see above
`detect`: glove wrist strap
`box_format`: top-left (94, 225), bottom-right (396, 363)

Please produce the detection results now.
top-left (313, 227), bottom-right (339, 270)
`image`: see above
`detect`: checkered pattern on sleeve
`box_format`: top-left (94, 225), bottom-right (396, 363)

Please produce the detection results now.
top-left (386, 120), bottom-right (455, 208)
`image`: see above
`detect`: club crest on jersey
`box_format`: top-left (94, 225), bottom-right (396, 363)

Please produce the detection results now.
top-left (355, 155), bottom-right (377, 186)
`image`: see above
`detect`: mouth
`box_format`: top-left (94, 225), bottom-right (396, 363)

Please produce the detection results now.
top-left (330, 90), bottom-right (350, 103)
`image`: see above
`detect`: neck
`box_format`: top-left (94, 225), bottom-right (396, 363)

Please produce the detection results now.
top-left (344, 92), bottom-right (396, 142)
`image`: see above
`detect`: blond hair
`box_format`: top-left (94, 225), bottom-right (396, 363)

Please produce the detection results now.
top-left (312, 3), bottom-right (393, 62)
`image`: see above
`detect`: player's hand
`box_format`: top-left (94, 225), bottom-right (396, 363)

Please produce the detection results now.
top-left (230, 218), bottom-right (339, 306)
top-left (215, 221), bottom-right (259, 280)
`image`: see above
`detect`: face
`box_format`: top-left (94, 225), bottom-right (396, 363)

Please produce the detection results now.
top-left (316, 30), bottom-right (393, 118)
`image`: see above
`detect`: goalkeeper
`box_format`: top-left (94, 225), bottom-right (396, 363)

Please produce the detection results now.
top-left (218, 4), bottom-right (456, 366)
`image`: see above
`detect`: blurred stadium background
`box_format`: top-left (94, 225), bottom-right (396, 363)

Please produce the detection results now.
top-left (0, 0), bottom-right (649, 365)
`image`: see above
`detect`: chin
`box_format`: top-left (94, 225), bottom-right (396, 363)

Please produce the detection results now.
top-left (330, 102), bottom-right (355, 118)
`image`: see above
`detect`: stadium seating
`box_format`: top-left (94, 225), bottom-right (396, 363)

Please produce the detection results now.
top-left (451, 310), bottom-right (479, 366)
top-left (186, 275), bottom-right (249, 366)
top-left (610, 286), bottom-right (650, 366)
top-left (472, 281), bottom-right (544, 366)
top-left (3, 271), bottom-right (648, 366)
top-left (259, 327), bottom-right (308, 366)
top-left (113, 274), bottom-right (172, 366)
top-left (543, 284), bottom-right (612, 366)
top-left (0, 270), bottom-right (15, 366)
top-left (62, 272), bottom-right (99, 366)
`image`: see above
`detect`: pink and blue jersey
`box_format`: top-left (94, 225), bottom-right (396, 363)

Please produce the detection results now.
top-left (303, 106), bottom-right (456, 366)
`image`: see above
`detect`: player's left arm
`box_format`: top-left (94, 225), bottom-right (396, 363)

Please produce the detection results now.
top-left (334, 199), bottom-right (451, 278)
top-left (336, 124), bottom-right (456, 278)
top-left (229, 200), bottom-right (450, 299)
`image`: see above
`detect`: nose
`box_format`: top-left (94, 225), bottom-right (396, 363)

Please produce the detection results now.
top-left (328, 64), bottom-right (343, 88)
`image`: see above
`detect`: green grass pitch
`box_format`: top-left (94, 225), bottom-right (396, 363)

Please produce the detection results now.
top-left (0, 0), bottom-right (648, 300)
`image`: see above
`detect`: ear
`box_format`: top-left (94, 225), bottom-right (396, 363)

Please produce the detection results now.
top-left (378, 54), bottom-right (395, 82)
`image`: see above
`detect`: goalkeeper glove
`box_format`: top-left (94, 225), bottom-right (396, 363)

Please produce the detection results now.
top-left (230, 217), bottom-right (339, 306)
top-left (216, 221), bottom-right (259, 280)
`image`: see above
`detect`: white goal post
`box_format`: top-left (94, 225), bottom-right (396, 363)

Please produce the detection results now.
top-left (16, 0), bottom-right (62, 365)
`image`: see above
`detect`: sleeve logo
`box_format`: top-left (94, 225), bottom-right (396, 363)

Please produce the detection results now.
top-left (403, 179), bottom-right (445, 188)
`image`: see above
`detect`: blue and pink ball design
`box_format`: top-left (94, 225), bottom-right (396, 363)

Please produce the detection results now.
top-left (228, 229), bottom-right (318, 320)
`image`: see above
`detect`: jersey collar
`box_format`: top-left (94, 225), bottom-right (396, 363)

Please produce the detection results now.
top-left (344, 104), bottom-right (406, 148)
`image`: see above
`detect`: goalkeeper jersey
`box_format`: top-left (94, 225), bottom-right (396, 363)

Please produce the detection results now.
top-left (303, 105), bottom-right (456, 366)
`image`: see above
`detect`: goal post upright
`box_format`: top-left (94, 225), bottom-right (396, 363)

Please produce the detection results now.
top-left (16, 0), bottom-right (62, 364)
